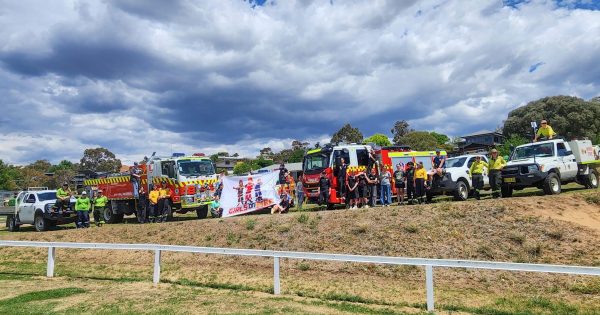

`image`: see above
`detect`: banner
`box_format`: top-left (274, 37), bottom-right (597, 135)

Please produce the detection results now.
top-left (220, 172), bottom-right (280, 218)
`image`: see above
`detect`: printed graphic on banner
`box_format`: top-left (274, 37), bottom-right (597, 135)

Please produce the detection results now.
top-left (220, 172), bottom-right (280, 217)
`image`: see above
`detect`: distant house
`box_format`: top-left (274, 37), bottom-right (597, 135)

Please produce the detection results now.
top-left (457, 131), bottom-right (505, 154)
top-left (254, 162), bottom-right (303, 181)
top-left (215, 156), bottom-right (249, 172)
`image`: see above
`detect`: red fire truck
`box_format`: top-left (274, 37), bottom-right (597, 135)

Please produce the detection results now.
top-left (301, 144), bottom-right (411, 208)
top-left (83, 154), bottom-right (218, 223)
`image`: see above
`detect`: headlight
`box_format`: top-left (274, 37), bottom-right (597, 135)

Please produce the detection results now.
top-left (528, 165), bottom-right (539, 173)
top-left (45, 204), bottom-right (52, 212)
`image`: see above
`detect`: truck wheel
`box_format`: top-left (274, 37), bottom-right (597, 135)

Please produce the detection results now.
top-left (543, 173), bottom-right (561, 195)
top-left (7, 216), bottom-right (20, 232)
top-left (326, 203), bottom-right (334, 210)
top-left (587, 169), bottom-right (599, 189)
top-left (501, 185), bottom-right (513, 198)
top-left (34, 214), bottom-right (48, 232)
top-left (453, 180), bottom-right (469, 201)
top-left (196, 205), bottom-right (208, 219)
top-left (103, 207), bottom-right (124, 224)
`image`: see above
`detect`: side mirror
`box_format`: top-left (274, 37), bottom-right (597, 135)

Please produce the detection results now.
top-left (565, 150), bottom-right (573, 156)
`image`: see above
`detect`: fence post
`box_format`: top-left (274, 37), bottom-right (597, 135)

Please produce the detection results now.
top-left (47, 247), bottom-right (55, 278)
top-left (426, 265), bottom-right (434, 312)
top-left (273, 256), bottom-right (281, 295)
top-left (153, 249), bottom-right (161, 285)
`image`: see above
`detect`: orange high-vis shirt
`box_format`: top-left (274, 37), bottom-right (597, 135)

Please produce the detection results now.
top-left (149, 190), bottom-right (160, 204)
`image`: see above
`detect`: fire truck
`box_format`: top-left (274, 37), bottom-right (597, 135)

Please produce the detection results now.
top-left (301, 144), bottom-right (411, 208)
top-left (83, 154), bottom-right (218, 223)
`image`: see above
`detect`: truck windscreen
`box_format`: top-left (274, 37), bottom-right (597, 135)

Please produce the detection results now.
top-left (303, 153), bottom-right (330, 173)
top-left (178, 160), bottom-right (215, 176)
top-left (512, 143), bottom-right (554, 160)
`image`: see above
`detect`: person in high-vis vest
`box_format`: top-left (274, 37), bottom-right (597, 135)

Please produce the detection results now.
top-left (414, 162), bottom-right (428, 204)
top-left (148, 184), bottom-right (160, 223)
top-left (93, 190), bottom-right (108, 226)
top-left (53, 182), bottom-right (72, 212)
top-left (488, 149), bottom-right (507, 198)
top-left (75, 191), bottom-right (91, 228)
top-left (534, 120), bottom-right (556, 142)
top-left (469, 156), bottom-right (488, 200)
top-left (158, 181), bottom-right (171, 223)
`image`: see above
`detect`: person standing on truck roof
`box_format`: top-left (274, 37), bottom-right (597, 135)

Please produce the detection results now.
top-left (75, 191), bottom-right (91, 228)
top-left (469, 156), bottom-right (488, 200)
top-left (130, 162), bottom-right (142, 199)
top-left (394, 164), bottom-right (406, 205)
top-left (367, 168), bottom-right (379, 207)
top-left (415, 162), bottom-right (428, 204)
top-left (53, 182), bottom-right (72, 213)
top-left (318, 171), bottom-right (330, 208)
top-left (379, 168), bottom-right (392, 207)
top-left (534, 120), bottom-right (556, 142)
top-left (148, 184), bottom-right (160, 223)
top-left (404, 162), bottom-right (416, 204)
top-left (93, 190), bottom-right (108, 226)
top-left (488, 149), bottom-right (506, 198)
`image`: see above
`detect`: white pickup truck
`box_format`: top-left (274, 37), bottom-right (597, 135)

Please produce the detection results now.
top-left (427, 154), bottom-right (490, 201)
top-left (5, 188), bottom-right (77, 232)
top-left (500, 139), bottom-right (600, 196)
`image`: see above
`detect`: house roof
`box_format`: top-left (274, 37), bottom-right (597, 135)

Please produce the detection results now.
top-left (461, 130), bottom-right (504, 138)
top-left (256, 162), bottom-right (303, 173)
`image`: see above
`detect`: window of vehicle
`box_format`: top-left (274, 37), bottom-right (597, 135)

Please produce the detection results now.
top-left (38, 192), bottom-right (58, 202)
top-left (446, 157), bottom-right (467, 168)
top-left (161, 161), bottom-right (176, 178)
top-left (415, 156), bottom-right (433, 170)
top-left (557, 143), bottom-right (568, 157)
top-left (178, 159), bottom-right (215, 177)
top-left (356, 149), bottom-right (369, 166)
top-left (303, 153), bottom-right (330, 173)
top-left (25, 194), bottom-right (36, 203)
top-left (512, 143), bottom-right (555, 160)
top-left (333, 150), bottom-right (350, 166)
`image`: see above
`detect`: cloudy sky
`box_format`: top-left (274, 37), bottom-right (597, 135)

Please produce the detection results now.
top-left (1, 0), bottom-right (599, 165)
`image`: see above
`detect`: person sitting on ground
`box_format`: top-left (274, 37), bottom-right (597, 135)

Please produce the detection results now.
top-left (271, 191), bottom-right (291, 214)
top-left (534, 119), bottom-right (556, 142)
top-left (210, 199), bottom-right (223, 218)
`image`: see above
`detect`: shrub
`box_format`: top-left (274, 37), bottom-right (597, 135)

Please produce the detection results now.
top-left (403, 224), bottom-right (419, 234)
top-left (297, 213), bottom-right (309, 224)
top-left (245, 218), bottom-right (256, 230)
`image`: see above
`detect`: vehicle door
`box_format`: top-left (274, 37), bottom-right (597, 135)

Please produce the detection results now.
top-left (557, 142), bottom-right (578, 179)
top-left (481, 156), bottom-right (490, 187)
top-left (332, 149), bottom-right (351, 189)
top-left (20, 193), bottom-right (37, 224)
top-left (466, 157), bottom-right (477, 187)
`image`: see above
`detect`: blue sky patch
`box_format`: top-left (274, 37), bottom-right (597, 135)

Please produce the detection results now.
top-left (529, 62), bottom-right (545, 73)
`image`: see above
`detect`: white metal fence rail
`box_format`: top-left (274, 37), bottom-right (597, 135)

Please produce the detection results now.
top-left (1, 240), bottom-right (599, 312)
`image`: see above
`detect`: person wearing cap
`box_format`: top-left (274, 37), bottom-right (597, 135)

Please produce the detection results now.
top-left (93, 190), bottom-right (108, 226)
top-left (469, 156), bottom-right (488, 200)
top-left (75, 191), bottom-right (91, 228)
top-left (534, 120), bottom-right (556, 142)
top-left (318, 171), bottom-right (330, 208)
top-left (432, 150), bottom-right (446, 176)
top-left (53, 182), bottom-right (72, 213)
top-left (488, 149), bottom-right (506, 198)
top-left (148, 184), bottom-right (160, 223)
top-left (157, 181), bottom-right (171, 222)
top-left (130, 162), bottom-right (142, 199)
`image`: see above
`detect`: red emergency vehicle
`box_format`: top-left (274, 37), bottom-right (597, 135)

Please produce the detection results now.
top-left (84, 154), bottom-right (218, 223)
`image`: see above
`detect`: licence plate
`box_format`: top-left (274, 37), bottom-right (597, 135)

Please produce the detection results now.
top-left (503, 177), bottom-right (516, 183)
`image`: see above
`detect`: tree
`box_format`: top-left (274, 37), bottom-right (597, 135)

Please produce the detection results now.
top-left (259, 147), bottom-right (274, 158)
top-left (46, 169), bottom-right (77, 189)
top-left (590, 96), bottom-right (600, 104)
top-left (399, 131), bottom-right (438, 151)
top-left (233, 161), bottom-right (252, 175)
top-left (252, 157), bottom-right (274, 169)
top-left (80, 147), bottom-right (122, 173)
top-left (48, 160), bottom-right (75, 173)
top-left (497, 135), bottom-right (528, 158)
top-left (331, 123), bottom-right (363, 144)
top-left (17, 167), bottom-right (46, 189)
top-left (273, 148), bottom-right (305, 163)
top-left (363, 133), bottom-right (391, 146)
top-left (0, 160), bottom-right (20, 190)
top-left (430, 132), bottom-right (450, 145)
top-left (391, 120), bottom-right (413, 145)
top-left (28, 160), bottom-right (52, 173)
top-left (503, 96), bottom-right (600, 141)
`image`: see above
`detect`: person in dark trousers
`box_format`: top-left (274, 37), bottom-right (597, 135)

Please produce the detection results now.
top-left (405, 162), bottom-right (416, 204)
top-left (488, 149), bottom-right (506, 198)
top-left (75, 191), bottom-right (91, 228)
top-left (337, 158), bottom-right (348, 198)
top-left (367, 168), bottom-right (379, 207)
top-left (137, 185), bottom-right (148, 223)
top-left (393, 163), bottom-right (405, 205)
top-left (415, 162), bottom-right (427, 204)
top-left (318, 171), bottom-right (330, 207)
top-left (148, 184), bottom-right (160, 223)
top-left (469, 156), bottom-right (488, 200)
top-left (278, 163), bottom-right (288, 185)
top-left (346, 174), bottom-right (358, 209)
top-left (93, 190), bottom-right (108, 226)
top-left (130, 162), bottom-right (142, 199)
top-left (158, 181), bottom-right (171, 222)
top-left (367, 148), bottom-right (378, 173)
top-left (357, 172), bottom-right (369, 208)
top-left (296, 175), bottom-right (304, 210)
top-left (53, 182), bottom-right (72, 213)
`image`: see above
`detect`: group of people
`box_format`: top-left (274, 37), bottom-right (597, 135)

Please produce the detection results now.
top-left (52, 182), bottom-right (108, 228)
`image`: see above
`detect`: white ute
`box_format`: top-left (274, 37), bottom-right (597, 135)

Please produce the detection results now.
top-left (500, 139), bottom-right (600, 196)
top-left (6, 188), bottom-right (77, 232)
